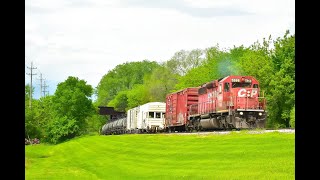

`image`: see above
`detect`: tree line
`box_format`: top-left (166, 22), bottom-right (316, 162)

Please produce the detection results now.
top-left (25, 30), bottom-right (295, 144)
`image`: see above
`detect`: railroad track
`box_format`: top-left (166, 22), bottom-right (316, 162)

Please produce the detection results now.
top-left (158, 128), bottom-right (295, 135)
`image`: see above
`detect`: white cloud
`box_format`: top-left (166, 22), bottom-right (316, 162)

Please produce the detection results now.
top-left (25, 0), bottom-right (295, 99)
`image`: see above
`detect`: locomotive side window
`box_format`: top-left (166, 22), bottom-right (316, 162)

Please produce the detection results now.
top-left (253, 84), bottom-right (259, 88)
top-left (156, 112), bottom-right (161, 118)
top-left (224, 82), bottom-right (230, 92)
top-left (149, 112), bottom-right (154, 118)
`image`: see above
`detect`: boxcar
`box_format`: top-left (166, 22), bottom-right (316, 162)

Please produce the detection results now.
top-left (165, 87), bottom-right (199, 132)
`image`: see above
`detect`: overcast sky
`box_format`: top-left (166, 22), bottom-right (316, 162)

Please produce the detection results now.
top-left (25, 0), bottom-right (295, 100)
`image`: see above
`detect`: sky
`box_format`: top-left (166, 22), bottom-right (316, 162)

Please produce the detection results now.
top-left (25, 0), bottom-right (295, 100)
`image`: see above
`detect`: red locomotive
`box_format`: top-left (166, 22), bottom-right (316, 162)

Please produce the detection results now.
top-left (165, 75), bottom-right (267, 131)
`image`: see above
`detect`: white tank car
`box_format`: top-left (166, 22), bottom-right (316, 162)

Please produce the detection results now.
top-left (126, 102), bottom-right (166, 133)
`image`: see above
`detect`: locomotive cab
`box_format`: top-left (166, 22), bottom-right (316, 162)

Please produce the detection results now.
top-left (227, 76), bottom-right (267, 128)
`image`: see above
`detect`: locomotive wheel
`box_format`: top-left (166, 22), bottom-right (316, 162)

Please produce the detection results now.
top-left (222, 124), bottom-right (227, 131)
top-left (228, 124), bottom-right (234, 130)
top-left (185, 125), bottom-right (192, 132)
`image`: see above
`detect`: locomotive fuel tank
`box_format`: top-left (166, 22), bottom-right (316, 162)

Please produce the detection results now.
top-left (199, 118), bottom-right (220, 129)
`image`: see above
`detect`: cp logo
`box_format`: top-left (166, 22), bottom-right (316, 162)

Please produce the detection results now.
top-left (238, 89), bottom-right (257, 97)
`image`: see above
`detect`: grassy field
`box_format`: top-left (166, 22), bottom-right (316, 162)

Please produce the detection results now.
top-left (25, 131), bottom-right (295, 180)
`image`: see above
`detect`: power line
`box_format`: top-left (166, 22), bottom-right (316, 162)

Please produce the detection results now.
top-left (37, 73), bottom-right (45, 98)
top-left (26, 62), bottom-right (37, 109)
top-left (42, 80), bottom-right (49, 97)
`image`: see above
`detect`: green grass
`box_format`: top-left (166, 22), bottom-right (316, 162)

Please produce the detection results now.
top-left (25, 131), bottom-right (295, 180)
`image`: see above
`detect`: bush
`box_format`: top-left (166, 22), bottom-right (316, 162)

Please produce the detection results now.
top-left (45, 116), bottom-right (79, 144)
top-left (289, 106), bottom-right (295, 128)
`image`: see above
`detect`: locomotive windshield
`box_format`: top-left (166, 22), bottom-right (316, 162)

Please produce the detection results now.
top-left (232, 82), bottom-right (251, 88)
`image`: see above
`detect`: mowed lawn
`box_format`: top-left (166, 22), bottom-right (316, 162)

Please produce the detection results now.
top-left (25, 131), bottom-right (295, 180)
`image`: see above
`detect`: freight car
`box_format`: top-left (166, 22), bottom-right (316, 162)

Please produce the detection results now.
top-left (101, 117), bottom-right (127, 135)
top-left (165, 87), bottom-right (199, 132)
top-left (100, 102), bottom-right (166, 135)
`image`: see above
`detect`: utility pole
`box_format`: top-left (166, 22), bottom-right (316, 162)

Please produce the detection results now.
top-left (26, 62), bottom-right (37, 109)
top-left (38, 73), bottom-right (45, 98)
top-left (42, 80), bottom-right (49, 97)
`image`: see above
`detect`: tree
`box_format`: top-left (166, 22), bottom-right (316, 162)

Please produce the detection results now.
top-left (289, 105), bottom-right (295, 128)
top-left (45, 116), bottom-right (79, 144)
top-left (267, 30), bottom-right (295, 127)
top-left (174, 65), bottom-right (211, 91)
top-left (174, 45), bottom-right (226, 90)
top-left (25, 84), bottom-right (32, 101)
top-left (25, 84), bottom-right (39, 139)
top-left (126, 84), bottom-right (150, 109)
top-left (96, 60), bottom-right (160, 106)
top-left (107, 91), bottom-right (128, 112)
top-left (144, 65), bottom-right (179, 101)
top-left (166, 49), bottom-right (205, 76)
top-left (232, 43), bottom-right (273, 89)
top-left (52, 76), bottom-right (95, 135)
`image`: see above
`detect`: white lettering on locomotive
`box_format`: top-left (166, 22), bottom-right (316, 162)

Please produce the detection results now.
top-left (238, 89), bottom-right (247, 97)
top-left (238, 88), bottom-right (258, 97)
top-left (251, 89), bottom-right (258, 96)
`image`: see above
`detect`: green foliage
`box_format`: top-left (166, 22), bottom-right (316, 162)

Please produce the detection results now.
top-left (174, 65), bottom-right (211, 90)
top-left (144, 66), bottom-right (179, 101)
top-left (107, 90), bottom-right (128, 112)
top-left (204, 45), bottom-right (231, 79)
top-left (289, 105), bottom-right (295, 128)
top-left (174, 45), bottom-right (223, 90)
top-left (266, 31), bottom-right (295, 127)
top-left (25, 84), bottom-right (53, 139)
top-left (25, 107), bottom-right (42, 139)
top-left (96, 60), bottom-right (161, 106)
top-left (85, 113), bottom-right (108, 134)
top-left (126, 84), bottom-right (150, 109)
top-left (26, 96), bottom-right (55, 139)
top-left (52, 76), bottom-right (95, 136)
top-left (44, 116), bottom-right (79, 144)
top-left (233, 44), bottom-right (273, 93)
top-left (25, 84), bottom-right (34, 102)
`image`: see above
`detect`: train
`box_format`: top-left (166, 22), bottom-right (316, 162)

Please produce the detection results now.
top-left (99, 75), bottom-right (267, 135)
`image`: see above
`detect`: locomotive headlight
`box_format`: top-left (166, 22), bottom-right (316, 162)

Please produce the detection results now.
top-left (259, 112), bottom-right (262, 116)
top-left (239, 112), bottom-right (243, 115)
